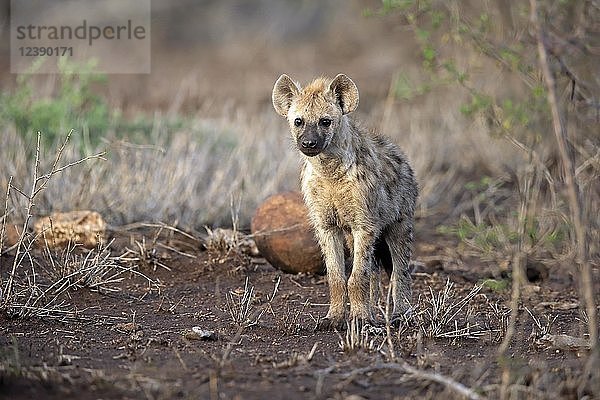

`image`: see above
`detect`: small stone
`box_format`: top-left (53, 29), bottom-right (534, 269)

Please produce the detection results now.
top-left (184, 327), bottom-right (217, 341)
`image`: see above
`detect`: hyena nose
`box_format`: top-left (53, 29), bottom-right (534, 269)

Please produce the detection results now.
top-left (301, 139), bottom-right (318, 149)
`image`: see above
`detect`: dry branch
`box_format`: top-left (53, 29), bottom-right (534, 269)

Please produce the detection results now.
top-left (0, 176), bottom-right (13, 276)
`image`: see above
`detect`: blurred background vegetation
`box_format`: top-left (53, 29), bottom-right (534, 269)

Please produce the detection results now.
top-left (0, 0), bottom-right (598, 266)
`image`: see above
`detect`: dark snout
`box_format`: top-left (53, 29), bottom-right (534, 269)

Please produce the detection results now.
top-left (297, 128), bottom-right (326, 156)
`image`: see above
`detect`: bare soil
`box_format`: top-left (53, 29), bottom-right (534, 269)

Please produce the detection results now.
top-left (1, 225), bottom-right (598, 399)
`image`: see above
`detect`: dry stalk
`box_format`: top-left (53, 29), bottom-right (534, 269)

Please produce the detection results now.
top-left (486, 301), bottom-right (511, 341)
top-left (2, 133), bottom-right (42, 306)
top-left (117, 221), bottom-right (199, 243)
top-left (3, 237), bottom-right (159, 322)
top-left (225, 275), bottom-right (280, 328)
top-left (383, 281), bottom-right (397, 360)
top-left (226, 277), bottom-right (261, 327)
top-left (220, 276), bottom-right (281, 367)
top-left (121, 237), bottom-right (172, 272)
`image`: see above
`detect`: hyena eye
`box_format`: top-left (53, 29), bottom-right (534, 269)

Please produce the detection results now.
top-left (294, 117), bottom-right (304, 127)
top-left (319, 118), bottom-right (332, 127)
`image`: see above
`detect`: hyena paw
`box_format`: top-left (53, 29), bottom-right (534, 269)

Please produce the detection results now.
top-left (316, 315), bottom-right (346, 331)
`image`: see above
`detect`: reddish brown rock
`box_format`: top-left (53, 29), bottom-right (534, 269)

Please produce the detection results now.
top-left (34, 210), bottom-right (106, 249)
top-left (251, 192), bottom-right (324, 274)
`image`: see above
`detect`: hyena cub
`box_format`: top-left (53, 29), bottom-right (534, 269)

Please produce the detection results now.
top-left (272, 74), bottom-right (418, 329)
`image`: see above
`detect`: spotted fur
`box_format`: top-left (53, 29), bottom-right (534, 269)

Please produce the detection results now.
top-left (272, 74), bottom-right (418, 329)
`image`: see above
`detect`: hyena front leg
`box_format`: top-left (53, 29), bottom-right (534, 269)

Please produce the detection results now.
top-left (315, 226), bottom-right (347, 330)
top-left (348, 230), bottom-right (376, 324)
top-left (385, 218), bottom-right (414, 322)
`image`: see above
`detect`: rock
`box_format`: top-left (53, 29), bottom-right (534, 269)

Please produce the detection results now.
top-left (34, 210), bottom-right (106, 249)
top-left (251, 192), bottom-right (324, 274)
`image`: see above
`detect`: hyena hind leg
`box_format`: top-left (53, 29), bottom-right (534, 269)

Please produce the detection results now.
top-left (385, 218), bottom-right (414, 322)
top-left (369, 258), bottom-right (380, 318)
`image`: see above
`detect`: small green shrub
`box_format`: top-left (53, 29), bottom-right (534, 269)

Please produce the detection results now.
top-left (481, 278), bottom-right (509, 292)
top-left (0, 58), bottom-right (111, 145)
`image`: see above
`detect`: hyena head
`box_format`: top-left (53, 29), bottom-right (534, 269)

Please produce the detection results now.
top-left (272, 74), bottom-right (359, 157)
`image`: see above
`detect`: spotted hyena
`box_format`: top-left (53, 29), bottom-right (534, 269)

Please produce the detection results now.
top-left (272, 74), bottom-right (418, 329)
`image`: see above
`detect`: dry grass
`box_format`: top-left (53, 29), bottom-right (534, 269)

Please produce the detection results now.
top-left (1, 228), bottom-right (160, 322)
top-left (0, 112), bottom-right (298, 230)
top-left (225, 275), bottom-right (280, 328)
top-left (0, 92), bottom-right (561, 226)
top-left (414, 280), bottom-right (485, 339)
top-left (274, 298), bottom-right (312, 335)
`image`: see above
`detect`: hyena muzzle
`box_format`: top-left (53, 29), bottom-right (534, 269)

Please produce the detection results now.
top-left (272, 73), bottom-right (418, 330)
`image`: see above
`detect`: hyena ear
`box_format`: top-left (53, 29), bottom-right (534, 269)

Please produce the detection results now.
top-left (272, 74), bottom-right (300, 117)
top-left (329, 74), bottom-right (359, 115)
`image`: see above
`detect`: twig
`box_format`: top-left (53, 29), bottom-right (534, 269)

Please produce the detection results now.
top-left (114, 221), bottom-right (200, 243)
top-left (498, 168), bottom-right (531, 357)
top-left (3, 133), bottom-right (42, 306)
top-left (33, 152), bottom-right (106, 196)
top-left (155, 242), bottom-right (196, 259)
top-left (0, 176), bottom-right (13, 275)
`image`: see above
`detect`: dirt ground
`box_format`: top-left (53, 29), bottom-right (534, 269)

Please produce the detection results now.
top-left (1, 224), bottom-right (598, 400)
